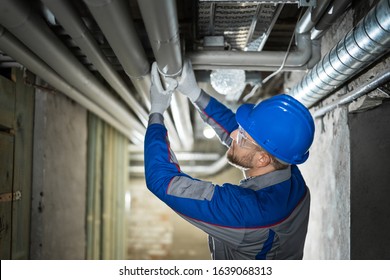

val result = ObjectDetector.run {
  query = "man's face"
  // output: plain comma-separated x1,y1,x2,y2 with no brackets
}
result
226,128,259,170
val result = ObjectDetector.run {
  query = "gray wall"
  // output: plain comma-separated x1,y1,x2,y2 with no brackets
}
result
294,0,390,259
350,101,390,259
30,87,87,259
300,106,351,259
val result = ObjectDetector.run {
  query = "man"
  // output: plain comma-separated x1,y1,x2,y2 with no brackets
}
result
144,60,315,260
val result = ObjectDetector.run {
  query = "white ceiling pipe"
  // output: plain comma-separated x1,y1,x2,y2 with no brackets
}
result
137,0,182,77
82,0,149,82
0,0,137,133
42,0,149,127
137,0,196,151
84,0,182,150
0,26,144,143
289,0,390,108
188,32,312,70
128,157,229,177
189,1,332,72
170,93,194,151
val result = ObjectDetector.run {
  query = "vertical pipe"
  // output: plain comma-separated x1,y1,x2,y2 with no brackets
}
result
137,0,182,77
84,0,182,149
137,0,196,151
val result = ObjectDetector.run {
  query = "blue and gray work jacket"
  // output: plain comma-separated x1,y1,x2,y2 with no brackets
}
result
144,91,310,260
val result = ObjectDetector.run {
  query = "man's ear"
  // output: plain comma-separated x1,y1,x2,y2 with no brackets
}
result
255,151,271,167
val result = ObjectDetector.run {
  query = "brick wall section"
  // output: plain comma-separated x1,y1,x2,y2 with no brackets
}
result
126,177,176,259
126,166,243,260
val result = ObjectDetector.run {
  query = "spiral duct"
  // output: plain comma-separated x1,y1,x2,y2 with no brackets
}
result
289,0,390,108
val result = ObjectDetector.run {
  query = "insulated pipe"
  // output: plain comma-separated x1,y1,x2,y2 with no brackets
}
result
42,0,149,127
84,0,182,149
0,26,144,143
137,0,194,151
189,33,312,70
83,0,150,105
311,0,352,40
289,0,390,108
190,0,333,71
137,0,182,77
311,0,333,23
295,7,316,34
0,0,136,132
128,156,228,177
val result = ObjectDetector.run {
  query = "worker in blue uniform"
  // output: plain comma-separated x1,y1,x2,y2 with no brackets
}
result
144,60,315,260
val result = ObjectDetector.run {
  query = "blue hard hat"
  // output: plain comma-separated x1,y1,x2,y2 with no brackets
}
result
235,94,315,164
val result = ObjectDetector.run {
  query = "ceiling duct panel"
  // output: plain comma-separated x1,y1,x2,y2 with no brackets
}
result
197,2,281,51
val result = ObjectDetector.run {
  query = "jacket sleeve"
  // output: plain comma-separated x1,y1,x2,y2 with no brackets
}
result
193,90,238,147
144,113,247,247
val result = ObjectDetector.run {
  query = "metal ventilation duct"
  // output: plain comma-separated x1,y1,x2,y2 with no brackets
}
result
289,0,390,108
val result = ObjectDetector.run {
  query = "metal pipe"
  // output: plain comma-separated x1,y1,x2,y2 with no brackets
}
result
306,39,321,69
0,26,144,143
295,7,316,34
0,0,136,132
42,0,149,127
190,0,332,71
137,0,182,77
311,0,352,40
0,62,21,68
313,69,390,118
311,0,333,23
83,0,150,103
289,0,390,108
170,93,194,151
128,156,228,177
189,33,312,70
83,0,182,149
137,0,195,151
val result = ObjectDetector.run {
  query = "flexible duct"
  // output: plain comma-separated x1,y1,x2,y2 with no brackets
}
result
0,26,144,143
289,0,390,108
42,0,149,127
0,0,139,135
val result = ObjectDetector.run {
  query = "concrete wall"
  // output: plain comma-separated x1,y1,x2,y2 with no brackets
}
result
292,0,390,259
300,106,351,259
30,88,87,259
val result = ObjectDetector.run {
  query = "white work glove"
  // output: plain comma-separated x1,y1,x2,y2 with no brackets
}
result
150,62,178,115
177,59,201,102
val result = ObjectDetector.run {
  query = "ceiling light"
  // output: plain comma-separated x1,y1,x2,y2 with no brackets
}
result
210,69,246,96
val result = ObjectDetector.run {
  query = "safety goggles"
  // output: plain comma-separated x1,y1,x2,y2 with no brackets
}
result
236,126,262,151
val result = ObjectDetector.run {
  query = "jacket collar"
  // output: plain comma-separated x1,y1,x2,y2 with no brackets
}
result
239,166,291,191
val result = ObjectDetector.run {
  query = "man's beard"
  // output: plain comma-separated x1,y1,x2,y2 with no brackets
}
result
226,144,255,170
